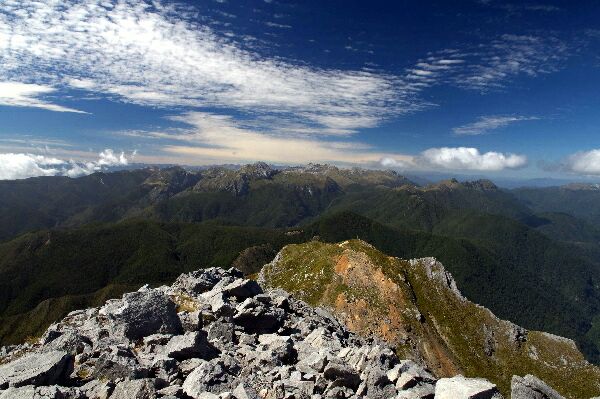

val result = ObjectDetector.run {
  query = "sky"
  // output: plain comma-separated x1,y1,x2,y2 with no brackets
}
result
1,0,600,180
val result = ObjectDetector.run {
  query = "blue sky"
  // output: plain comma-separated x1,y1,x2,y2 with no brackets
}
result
1,0,600,179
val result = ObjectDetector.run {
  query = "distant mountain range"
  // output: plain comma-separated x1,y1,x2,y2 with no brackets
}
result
2,162,600,368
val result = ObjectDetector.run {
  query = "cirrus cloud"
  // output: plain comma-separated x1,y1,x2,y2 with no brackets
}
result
0,82,86,113
453,115,539,136
0,0,410,136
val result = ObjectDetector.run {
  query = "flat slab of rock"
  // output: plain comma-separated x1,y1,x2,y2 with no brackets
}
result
435,375,503,399
0,351,71,389
111,378,157,399
511,374,565,399
222,279,262,299
165,331,219,361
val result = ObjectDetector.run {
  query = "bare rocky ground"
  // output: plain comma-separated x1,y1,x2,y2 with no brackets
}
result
0,267,572,398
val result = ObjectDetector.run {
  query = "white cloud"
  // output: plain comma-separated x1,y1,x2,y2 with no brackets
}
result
563,149,600,175
0,82,86,113
0,149,134,180
0,153,64,179
419,147,527,171
379,157,410,169
0,0,409,135
97,149,131,167
152,112,412,165
453,115,538,135
456,35,569,91
0,1,575,168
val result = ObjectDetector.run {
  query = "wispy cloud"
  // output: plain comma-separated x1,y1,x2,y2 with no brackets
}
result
265,21,291,29
453,115,539,135
456,34,569,91
478,1,561,13
0,82,86,113
403,33,570,93
0,0,409,136
0,0,576,169
144,112,412,165
0,149,134,180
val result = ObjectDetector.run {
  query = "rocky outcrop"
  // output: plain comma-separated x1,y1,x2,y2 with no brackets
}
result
435,375,503,399
511,375,565,399
0,267,588,398
260,240,600,399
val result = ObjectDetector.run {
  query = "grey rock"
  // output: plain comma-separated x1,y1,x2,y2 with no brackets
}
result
0,385,82,399
511,374,565,399
283,380,315,399
179,311,203,332
323,361,360,389
257,334,295,364
91,345,146,380
179,358,206,376
0,350,72,389
110,378,157,399
173,268,231,296
386,364,401,383
165,331,219,361
395,360,434,390
102,289,183,340
80,379,115,399
157,384,183,397
143,333,173,347
182,357,240,396
396,383,435,399
206,320,236,346
232,383,260,399
435,375,503,399
303,328,343,353
203,292,235,318
46,331,91,355
222,279,262,300
233,298,284,333
296,351,328,374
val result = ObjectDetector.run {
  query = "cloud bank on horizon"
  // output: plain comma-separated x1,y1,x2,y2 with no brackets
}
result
0,0,599,179
0,150,133,180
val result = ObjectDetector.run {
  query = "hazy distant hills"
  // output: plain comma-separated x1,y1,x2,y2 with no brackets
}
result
2,163,600,365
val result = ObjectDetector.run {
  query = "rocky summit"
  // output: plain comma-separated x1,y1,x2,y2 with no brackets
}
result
0,267,585,399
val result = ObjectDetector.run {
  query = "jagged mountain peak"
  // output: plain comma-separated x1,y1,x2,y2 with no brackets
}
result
426,178,498,192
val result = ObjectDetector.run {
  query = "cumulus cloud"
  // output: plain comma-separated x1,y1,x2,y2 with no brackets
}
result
453,115,538,135
0,153,64,180
563,149,600,175
419,147,527,171
0,82,86,113
0,149,134,180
